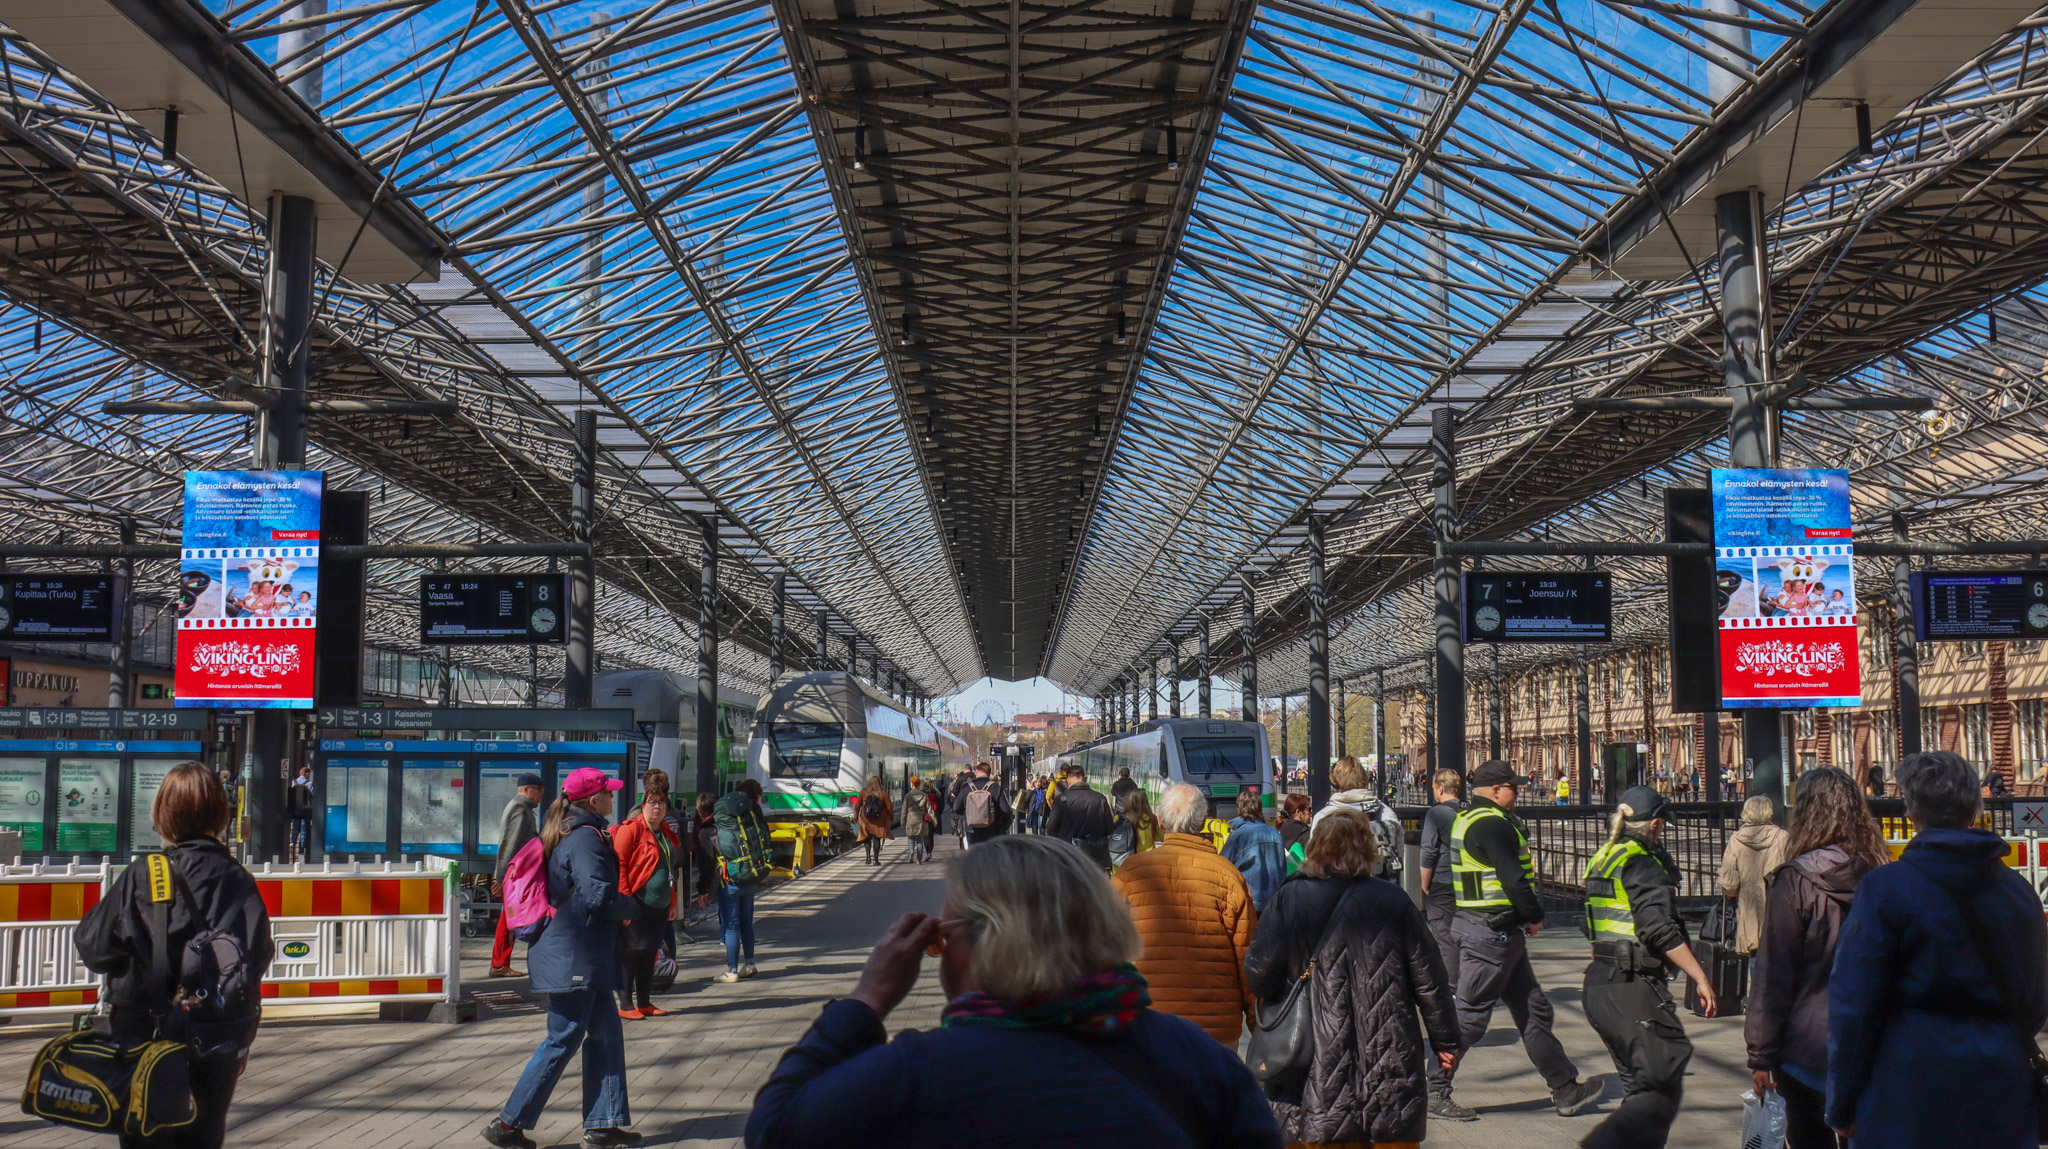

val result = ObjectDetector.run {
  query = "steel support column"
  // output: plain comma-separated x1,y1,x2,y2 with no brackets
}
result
1170,648,1182,719
1488,646,1502,760
1432,406,1465,779
1337,678,1348,759
245,195,315,864
565,409,597,709
696,514,719,796
107,517,134,708
1307,518,1331,807
1719,189,1784,816
1241,577,1258,724
1148,660,1159,721
1374,668,1386,782
1892,512,1922,759
1198,619,1212,719
1576,643,1594,802
770,574,785,682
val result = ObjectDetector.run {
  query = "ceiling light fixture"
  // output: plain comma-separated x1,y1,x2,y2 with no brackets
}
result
851,124,867,171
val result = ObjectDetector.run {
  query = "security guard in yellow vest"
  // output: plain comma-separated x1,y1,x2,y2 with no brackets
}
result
1579,786,1718,1149
1430,761,1603,1123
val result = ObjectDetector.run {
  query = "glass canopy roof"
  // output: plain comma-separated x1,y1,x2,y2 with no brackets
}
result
0,0,2042,700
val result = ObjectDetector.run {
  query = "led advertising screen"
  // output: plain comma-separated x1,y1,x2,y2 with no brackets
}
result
175,471,322,708
1711,468,1860,708
1910,570,2048,641
419,574,565,644
1462,571,1612,643
0,575,117,642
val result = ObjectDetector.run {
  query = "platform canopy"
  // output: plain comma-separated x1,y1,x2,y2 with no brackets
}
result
0,0,2045,700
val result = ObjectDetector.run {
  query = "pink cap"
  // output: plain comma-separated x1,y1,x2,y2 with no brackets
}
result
562,766,624,801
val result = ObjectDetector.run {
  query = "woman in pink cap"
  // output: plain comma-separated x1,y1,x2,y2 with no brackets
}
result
484,767,644,1149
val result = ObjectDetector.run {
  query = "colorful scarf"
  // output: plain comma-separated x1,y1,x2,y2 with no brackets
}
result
941,964,1151,1035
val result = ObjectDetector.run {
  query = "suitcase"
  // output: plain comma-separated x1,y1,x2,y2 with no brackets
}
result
1685,938,1747,1017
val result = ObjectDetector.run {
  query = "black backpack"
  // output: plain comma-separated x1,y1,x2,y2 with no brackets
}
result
861,793,885,823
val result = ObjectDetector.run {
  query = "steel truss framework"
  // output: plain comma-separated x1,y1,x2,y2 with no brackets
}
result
1074,3,2048,700
0,0,2044,705
0,13,962,693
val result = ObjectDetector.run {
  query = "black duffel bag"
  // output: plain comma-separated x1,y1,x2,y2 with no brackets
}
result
20,855,197,1137
22,1028,194,1137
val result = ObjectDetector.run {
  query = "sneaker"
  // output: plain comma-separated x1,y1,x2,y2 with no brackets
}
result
617,1007,645,1020
1427,1095,1478,1122
1552,1077,1606,1116
639,1006,668,1017
482,1120,536,1149
580,1129,642,1149
488,966,523,978
739,962,759,979
715,969,740,983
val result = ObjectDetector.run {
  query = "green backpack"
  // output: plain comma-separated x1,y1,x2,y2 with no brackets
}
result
713,792,771,885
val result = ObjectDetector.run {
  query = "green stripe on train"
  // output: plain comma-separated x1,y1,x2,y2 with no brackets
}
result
763,792,856,809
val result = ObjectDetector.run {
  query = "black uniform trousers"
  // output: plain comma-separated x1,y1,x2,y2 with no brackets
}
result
1580,960,1693,1149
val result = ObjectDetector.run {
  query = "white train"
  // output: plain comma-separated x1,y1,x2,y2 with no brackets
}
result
1052,718,1272,818
746,670,969,823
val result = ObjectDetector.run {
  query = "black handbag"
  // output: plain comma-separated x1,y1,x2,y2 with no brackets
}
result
1246,957,1316,1088
1245,883,1360,1089
1943,877,2048,1133
21,855,196,1137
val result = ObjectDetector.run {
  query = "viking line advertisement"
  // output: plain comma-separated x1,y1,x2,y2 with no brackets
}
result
1711,468,1860,708
175,470,322,708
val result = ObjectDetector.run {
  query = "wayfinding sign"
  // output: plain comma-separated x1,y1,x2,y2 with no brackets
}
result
1910,571,2048,641
1462,572,1612,643
175,470,323,708
0,575,117,642
420,575,565,644
1711,468,1860,708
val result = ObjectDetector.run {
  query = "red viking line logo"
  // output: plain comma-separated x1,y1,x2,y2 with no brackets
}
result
188,640,303,679
1733,637,1847,679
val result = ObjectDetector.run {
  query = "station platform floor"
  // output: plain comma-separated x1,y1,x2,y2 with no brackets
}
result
0,841,1753,1148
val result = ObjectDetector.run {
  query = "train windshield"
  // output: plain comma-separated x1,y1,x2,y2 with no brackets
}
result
769,722,844,778
1179,736,1258,775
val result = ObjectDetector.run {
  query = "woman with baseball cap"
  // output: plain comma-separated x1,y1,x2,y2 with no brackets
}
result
485,767,645,1149
1578,785,1719,1149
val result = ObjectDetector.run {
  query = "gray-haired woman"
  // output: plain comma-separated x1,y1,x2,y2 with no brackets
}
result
1717,794,1788,956
747,835,1281,1148
1827,751,2046,1147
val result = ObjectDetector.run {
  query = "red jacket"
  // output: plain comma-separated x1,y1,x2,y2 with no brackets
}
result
610,815,680,910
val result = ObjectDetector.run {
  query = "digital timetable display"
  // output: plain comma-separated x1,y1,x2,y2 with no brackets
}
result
420,575,566,644
0,575,117,642
1462,571,1612,643
1910,570,2048,641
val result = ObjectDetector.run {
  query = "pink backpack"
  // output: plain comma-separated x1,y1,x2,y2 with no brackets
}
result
501,837,553,942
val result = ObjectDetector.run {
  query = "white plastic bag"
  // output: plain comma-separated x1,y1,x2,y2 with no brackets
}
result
1741,1088,1789,1149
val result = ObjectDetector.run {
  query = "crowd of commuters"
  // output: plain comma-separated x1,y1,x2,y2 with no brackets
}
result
44,741,2035,1149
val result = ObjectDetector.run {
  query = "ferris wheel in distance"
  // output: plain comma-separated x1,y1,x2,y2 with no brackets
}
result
970,699,1011,727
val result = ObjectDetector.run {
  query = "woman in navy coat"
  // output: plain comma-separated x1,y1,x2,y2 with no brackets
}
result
747,835,1279,1149
1827,751,2046,1148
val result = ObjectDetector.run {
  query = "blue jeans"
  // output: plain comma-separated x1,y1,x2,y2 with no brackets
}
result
500,988,629,1131
718,882,757,970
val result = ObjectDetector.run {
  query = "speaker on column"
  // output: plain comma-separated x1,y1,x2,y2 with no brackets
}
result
318,490,367,707
1666,487,1718,713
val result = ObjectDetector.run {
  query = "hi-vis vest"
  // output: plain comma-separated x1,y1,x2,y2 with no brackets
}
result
1583,838,1652,943
1449,805,1534,912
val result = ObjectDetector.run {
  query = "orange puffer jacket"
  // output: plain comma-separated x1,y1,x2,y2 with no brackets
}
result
1112,832,1258,1044
609,815,679,911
